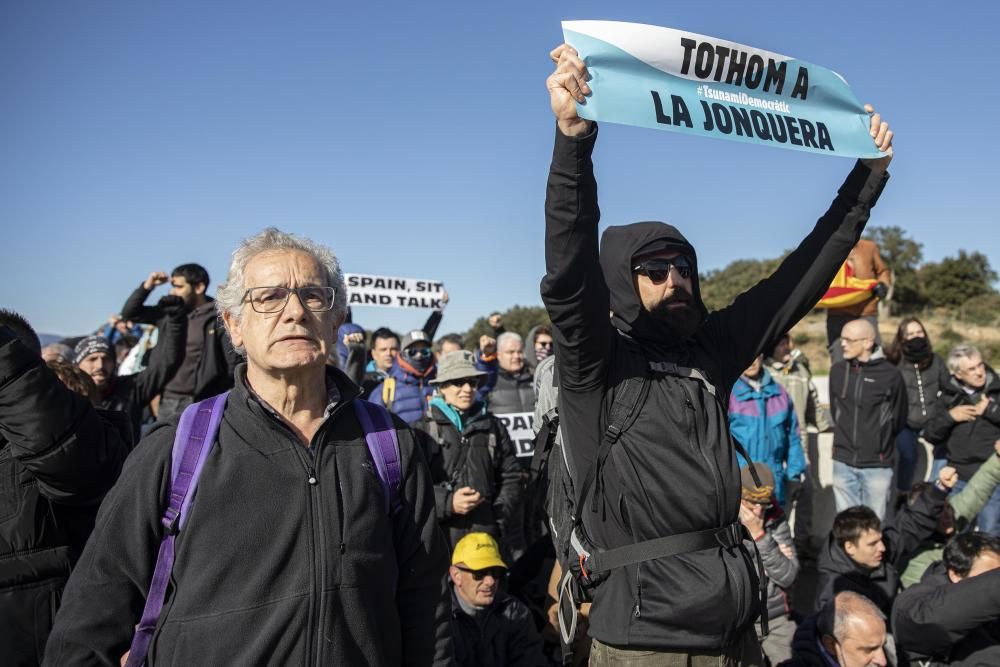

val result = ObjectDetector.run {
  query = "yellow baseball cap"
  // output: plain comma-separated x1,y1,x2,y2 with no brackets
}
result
451,532,507,570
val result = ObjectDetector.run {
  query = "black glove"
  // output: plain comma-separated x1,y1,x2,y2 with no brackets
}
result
872,283,889,300
158,295,188,319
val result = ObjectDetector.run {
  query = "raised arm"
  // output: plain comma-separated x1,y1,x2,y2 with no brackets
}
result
704,108,893,385
128,296,187,408
0,328,131,503
120,272,170,325
539,44,611,392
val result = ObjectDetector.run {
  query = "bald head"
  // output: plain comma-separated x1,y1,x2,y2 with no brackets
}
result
841,319,876,362
820,592,888,667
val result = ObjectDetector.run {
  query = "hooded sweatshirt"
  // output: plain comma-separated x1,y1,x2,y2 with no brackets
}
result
541,123,889,651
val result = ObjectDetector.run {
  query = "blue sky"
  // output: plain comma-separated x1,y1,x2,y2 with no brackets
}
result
2,1,997,337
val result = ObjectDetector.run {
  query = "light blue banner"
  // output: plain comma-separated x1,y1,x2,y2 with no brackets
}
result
563,21,884,159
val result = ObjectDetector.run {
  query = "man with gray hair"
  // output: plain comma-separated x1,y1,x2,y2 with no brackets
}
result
787,591,892,666
45,228,451,665
829,318,907,520
486,331,535,416
924,344,1000,535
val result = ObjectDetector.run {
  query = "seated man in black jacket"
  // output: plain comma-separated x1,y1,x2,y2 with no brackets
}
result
893,532,1000,666
120,264,240,420
815,465,956,618
543,43,893,663
786,591,892,667
449,532,547,667
0,310,132,666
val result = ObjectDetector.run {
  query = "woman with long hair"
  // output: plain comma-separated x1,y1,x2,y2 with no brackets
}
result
887,317,950,488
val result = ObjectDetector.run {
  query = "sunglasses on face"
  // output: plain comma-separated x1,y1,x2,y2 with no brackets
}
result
632,256,693,283
536,341,553,349
455,566,506,581
442,377,482,390
404,347,433,359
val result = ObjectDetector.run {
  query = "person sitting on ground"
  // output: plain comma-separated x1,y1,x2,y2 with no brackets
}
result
892,532,1000,666
784,591,892,667
815,465,957,618
739,463,800,666
899,439,1000,588
448,532,547,667
414,351,521,550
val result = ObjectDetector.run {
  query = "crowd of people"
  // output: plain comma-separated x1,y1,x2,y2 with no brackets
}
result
1,43,997,667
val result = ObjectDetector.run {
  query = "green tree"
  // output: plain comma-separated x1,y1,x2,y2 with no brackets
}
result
700,255,785,312
863,226,926,312
464,305,550,349
918,250,998,308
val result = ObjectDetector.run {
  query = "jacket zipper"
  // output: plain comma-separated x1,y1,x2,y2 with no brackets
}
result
851,364,863,466
285,400,352,667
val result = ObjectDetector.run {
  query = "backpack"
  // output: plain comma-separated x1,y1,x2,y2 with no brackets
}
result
537,356,769,656
124,392,403,667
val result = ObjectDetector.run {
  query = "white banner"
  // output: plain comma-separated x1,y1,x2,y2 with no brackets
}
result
496,412,536,458
345,273,445,309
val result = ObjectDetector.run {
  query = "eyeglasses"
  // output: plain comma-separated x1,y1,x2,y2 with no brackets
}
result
442,377,483,389
632,256,693,283
535,341,554,349
404,347,433,359
454,566,506,581
243,286,335,314
840,337,871,344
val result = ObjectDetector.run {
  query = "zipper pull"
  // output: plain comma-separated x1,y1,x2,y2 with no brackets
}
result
307,469,318,486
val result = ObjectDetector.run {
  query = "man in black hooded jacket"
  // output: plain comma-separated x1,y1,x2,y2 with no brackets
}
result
542,44,894,662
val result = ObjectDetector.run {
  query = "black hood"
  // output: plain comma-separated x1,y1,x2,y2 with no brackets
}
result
598,221,708,345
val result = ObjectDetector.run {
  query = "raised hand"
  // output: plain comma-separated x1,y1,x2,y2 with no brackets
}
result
547,44,593,137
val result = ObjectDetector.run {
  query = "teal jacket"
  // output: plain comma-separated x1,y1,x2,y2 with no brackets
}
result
728,370,806,504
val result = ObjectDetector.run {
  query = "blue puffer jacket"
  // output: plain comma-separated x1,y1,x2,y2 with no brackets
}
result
370,359,435,425
728,370,805,504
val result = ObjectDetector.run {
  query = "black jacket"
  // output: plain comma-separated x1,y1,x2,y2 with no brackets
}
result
0,328,132,666
892,559,1000,666
450,589,547,667
923,369,1000,480
815,483,945,617
486,368,536,416
121,284,239,400
897,354,949,432
415,404,522,548
43,366,451,666
829,352,908,468
541,123,889,650
98,305,187,441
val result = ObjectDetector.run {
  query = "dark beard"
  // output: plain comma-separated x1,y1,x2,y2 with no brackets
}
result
648,290,701,340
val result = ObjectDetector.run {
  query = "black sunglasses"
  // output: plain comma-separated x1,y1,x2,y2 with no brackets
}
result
632,256,693,283
404,347,433,359
441,377,483,389
454,566,506,581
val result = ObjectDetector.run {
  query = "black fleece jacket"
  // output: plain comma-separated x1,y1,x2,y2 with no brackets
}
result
829,353,908,468
541,123,888,651
0,328,131,666
43,366,452,666
923,369,1000,480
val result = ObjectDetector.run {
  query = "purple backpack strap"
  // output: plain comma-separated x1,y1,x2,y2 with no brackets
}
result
352,399,403,515
125,391,229,667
